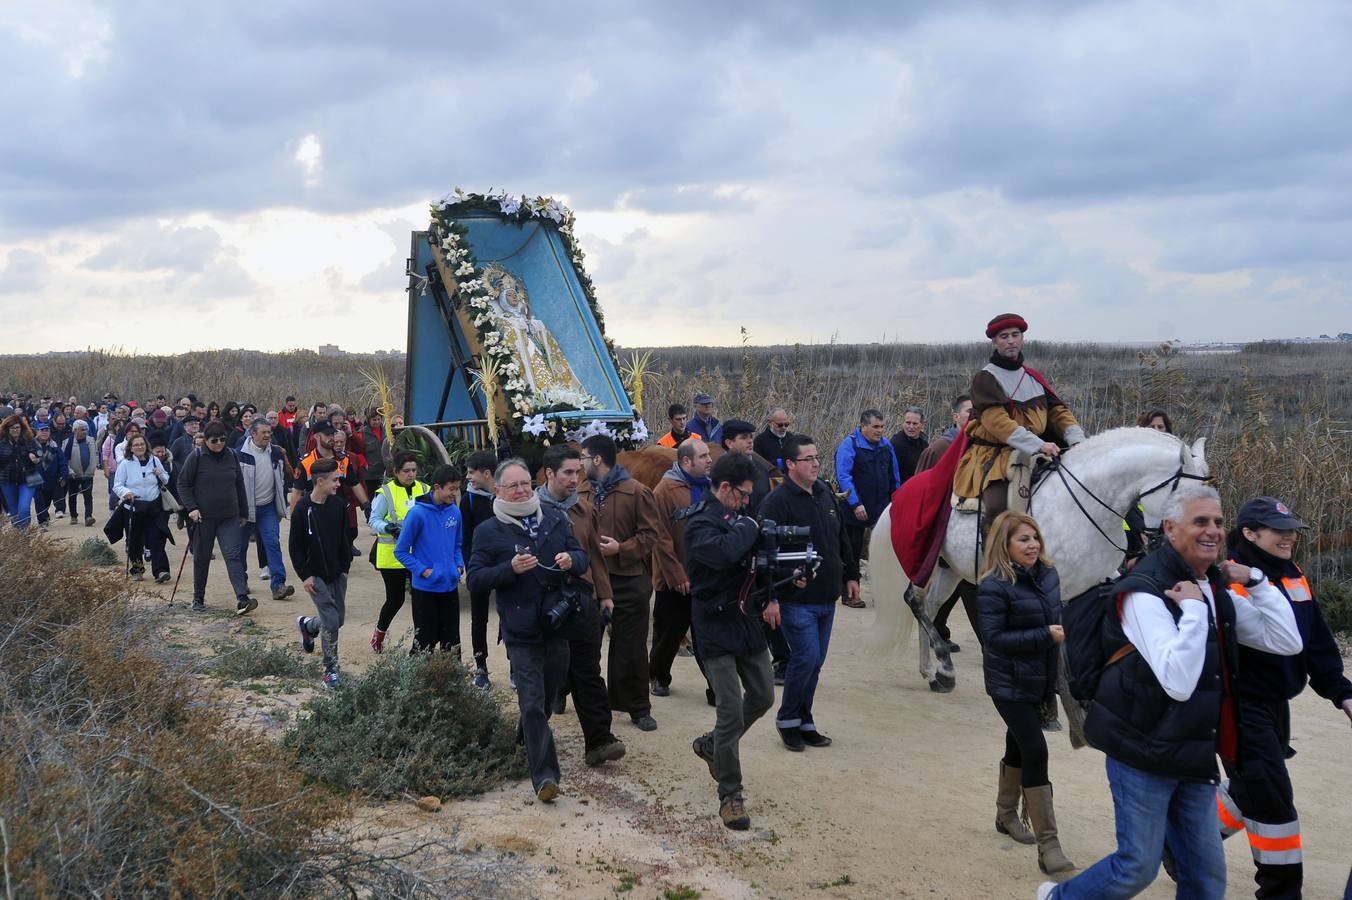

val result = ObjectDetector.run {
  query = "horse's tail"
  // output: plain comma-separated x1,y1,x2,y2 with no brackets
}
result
864,505,917,655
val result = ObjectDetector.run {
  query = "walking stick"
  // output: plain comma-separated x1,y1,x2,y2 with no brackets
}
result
168,541,190,607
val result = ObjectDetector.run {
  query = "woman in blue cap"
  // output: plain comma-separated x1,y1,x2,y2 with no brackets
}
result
1219,496,1352,900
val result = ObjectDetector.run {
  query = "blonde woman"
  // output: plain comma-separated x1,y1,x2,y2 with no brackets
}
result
977,511,1074,875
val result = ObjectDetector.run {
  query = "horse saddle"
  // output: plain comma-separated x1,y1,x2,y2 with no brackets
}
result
950,449,1052,515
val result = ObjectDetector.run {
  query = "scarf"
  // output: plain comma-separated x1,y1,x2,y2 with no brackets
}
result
590,463,631,508
536,483,579,513
493,494,542,533
661,459,710,505
989,350,1025,371
1231,538,1300,585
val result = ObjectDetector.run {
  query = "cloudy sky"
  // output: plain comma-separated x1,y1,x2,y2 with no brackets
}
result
3,1,1349,354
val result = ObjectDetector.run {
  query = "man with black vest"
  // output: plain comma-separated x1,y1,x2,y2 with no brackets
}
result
1045,484,1302,900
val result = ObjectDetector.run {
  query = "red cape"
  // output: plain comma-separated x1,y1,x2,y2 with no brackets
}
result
889,431,968,588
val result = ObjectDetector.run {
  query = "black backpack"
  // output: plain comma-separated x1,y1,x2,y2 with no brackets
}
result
1061,579,1139,704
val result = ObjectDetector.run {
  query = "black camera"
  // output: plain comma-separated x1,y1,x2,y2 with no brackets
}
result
735,519,822,616
544,585,582,632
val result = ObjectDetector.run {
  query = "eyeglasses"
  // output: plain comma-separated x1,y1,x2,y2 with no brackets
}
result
500,481,533,492
205,436,226,444
730,485,752,499
791,455,820,464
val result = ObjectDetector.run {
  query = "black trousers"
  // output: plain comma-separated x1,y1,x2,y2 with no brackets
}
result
67,476,94,520
607,572,652,718
934,579,982,646
845,525,867,567
506,638,568,792
410,588,460,653
561,599,617,751
126,500,170,577
649,587,709,689
1221,698,1302,900
376,567,409,632
992,698,1049,788
470,586,492,670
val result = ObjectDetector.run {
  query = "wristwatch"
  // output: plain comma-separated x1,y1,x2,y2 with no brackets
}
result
1244,571,1265,588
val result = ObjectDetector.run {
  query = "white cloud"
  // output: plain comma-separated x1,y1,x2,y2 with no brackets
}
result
295,134,323,186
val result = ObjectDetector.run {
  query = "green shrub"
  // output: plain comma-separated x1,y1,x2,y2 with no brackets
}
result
1319,579,1352,635
202,635,321,681
285,652,526,798
73,537,120,566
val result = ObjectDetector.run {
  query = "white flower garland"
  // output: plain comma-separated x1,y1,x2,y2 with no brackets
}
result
427,189,647,449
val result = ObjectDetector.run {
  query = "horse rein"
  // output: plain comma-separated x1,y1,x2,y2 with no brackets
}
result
1031,452,1211,553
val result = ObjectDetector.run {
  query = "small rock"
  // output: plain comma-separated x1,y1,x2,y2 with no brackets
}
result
416,795,442,812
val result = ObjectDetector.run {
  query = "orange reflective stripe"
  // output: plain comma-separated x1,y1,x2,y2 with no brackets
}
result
1248,832,1301,852
1216,794,1245,833
1281,576,1311,602
1229,581,1249,598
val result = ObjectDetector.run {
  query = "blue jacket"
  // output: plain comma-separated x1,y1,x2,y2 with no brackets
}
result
394,494,465,592
467,506,588,645
35,439,69,490
689,413,722,445
834,428,901,525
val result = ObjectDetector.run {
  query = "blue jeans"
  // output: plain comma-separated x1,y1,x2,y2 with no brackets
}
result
241,503,287,591
1,483,36,528
1053,756,1226,899
775,602,835,732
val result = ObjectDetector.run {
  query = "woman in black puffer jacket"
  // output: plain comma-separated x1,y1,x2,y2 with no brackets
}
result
977,511,1073,876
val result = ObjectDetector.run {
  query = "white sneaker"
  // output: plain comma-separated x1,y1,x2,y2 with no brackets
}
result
1037,883,1057,900
259,566,270,580
55,511,65,518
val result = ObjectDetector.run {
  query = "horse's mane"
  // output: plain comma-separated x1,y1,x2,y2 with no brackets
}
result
1067,425,1183,456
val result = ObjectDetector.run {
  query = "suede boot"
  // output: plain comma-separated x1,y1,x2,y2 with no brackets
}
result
995,762,1035,844
1024,784,1075,874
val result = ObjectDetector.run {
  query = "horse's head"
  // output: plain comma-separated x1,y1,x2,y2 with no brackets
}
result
1138,433,1210,529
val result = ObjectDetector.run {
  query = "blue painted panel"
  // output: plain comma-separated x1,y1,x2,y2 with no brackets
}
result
405,216,633,425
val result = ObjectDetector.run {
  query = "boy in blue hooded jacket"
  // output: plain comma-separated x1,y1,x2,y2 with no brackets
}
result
394,464,466,654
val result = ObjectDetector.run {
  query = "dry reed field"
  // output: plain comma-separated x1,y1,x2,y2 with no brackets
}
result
3,340,1349,602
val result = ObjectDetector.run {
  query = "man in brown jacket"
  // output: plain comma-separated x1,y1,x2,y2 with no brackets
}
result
649,438,713,699
537,444,626,767
579,434,661,731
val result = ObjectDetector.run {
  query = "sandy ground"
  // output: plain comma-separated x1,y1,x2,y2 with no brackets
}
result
57,485,1352,899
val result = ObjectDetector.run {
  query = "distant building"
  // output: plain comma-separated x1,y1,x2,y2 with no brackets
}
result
318,344,343,357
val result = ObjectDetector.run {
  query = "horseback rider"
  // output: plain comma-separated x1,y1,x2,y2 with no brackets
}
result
954,313,1086,533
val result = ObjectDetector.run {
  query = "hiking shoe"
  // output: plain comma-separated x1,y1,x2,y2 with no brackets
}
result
692,736,717,779
536,779,559,803
272,584,295,601
800,729,833,748
235,595,258,617
650,678,671,697
370,627,387,653
191,600,206,612
85,517,95,526
155,572,171,584
472,668,491,690
945,640,962,653
584,739,627,768
631,714,657,732
297,616,315,653
322,670,339,690
720,795,750,830
70,516,79,525
259,566,270,580
778,727,806,752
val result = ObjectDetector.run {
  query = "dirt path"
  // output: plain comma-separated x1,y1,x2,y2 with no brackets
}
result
61,489,1352,898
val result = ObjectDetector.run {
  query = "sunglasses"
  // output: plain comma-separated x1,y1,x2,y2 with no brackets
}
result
206,436,226,444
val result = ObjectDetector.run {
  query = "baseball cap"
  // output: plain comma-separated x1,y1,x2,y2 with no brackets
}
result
1236,496,1308,531
692,392,714,405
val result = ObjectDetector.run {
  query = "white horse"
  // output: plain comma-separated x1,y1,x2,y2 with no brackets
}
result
866,427,1209,715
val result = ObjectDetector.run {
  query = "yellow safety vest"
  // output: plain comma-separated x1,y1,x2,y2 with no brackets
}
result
375,479,429,569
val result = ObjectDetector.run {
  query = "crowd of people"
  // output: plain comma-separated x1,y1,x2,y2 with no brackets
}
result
2,311,1350,899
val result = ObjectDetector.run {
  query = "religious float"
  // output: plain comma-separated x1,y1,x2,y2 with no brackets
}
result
399,190,648,468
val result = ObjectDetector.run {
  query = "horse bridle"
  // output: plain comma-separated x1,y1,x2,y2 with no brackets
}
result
1031,454,1212,553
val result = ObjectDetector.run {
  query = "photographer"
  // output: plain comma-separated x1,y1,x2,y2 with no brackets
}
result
758,434,860,752
685,453,776,831
468,458,588,803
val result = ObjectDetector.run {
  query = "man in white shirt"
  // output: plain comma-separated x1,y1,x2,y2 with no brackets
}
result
1045,484,1301,900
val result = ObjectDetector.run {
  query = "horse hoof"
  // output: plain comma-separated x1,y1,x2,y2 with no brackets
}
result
929,676,955,693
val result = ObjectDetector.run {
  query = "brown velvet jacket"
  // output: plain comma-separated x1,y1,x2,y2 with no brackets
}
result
565,494,613,601
576,472,659,579
651,476,693,591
